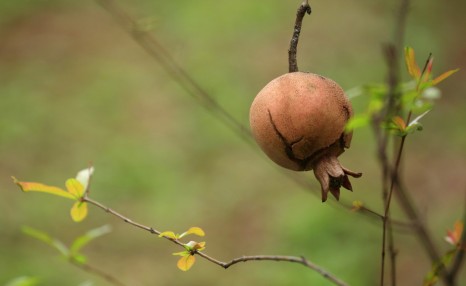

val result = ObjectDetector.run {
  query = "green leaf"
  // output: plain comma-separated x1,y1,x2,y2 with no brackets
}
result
70,225,112,255
400,90,419,110
431,68,459,86
405,123,423,134
345,83,387,100
5,276,40,286
72,254,87,265
66,178,85,199
173,250,190,256
12,177,75,200
179,227,205,238
424,249,457,286
345,86,364,99
177,255,195,271
22,225,53,245
159,231,178,239
70,201,88,222
22,226,69,257
345,114,370,132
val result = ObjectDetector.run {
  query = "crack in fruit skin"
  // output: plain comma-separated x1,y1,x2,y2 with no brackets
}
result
267,109,344,172
267,109,309,170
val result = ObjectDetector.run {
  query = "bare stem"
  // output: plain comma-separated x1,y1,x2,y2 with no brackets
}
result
70,259,126,286
96,0,252,144
380,134,406,286
288,0,311,72
83,197,184,248
83,196,348,286
446,192,466,285
377,2,409,285
197,252,349,286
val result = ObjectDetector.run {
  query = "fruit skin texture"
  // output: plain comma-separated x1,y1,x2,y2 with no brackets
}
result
249,72,361,202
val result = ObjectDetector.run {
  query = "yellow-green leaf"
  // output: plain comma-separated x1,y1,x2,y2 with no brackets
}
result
22,226,69,256
66,178,85,199
71,201,88,222
12,177,75,200
351,200,364,211
180,227,205,238
431,68,459,86
404,47,421,79
177,255,195,271
159,231,178,239
173,251,190,256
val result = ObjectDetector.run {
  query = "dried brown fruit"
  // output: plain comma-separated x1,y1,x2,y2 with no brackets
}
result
250,72,361,202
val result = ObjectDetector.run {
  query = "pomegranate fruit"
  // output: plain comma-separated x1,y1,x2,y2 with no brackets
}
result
250,72,361,202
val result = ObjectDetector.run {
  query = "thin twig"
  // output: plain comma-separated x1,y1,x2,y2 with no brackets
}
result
96,0,252,144
70,259,126,286
83,196,349,286
394,178,441,259
380,133,406,286
197,252,349,286
83,197,185,247
288,0,311,72
447,192,466,285
372,1,409,283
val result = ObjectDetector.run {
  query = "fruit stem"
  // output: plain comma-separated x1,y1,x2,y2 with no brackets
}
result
288,1,312,73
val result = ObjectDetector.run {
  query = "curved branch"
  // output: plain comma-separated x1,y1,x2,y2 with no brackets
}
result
446,192,466,285
96,0,252,144
288,0,312,72
83,196,349,286
197,252,349,286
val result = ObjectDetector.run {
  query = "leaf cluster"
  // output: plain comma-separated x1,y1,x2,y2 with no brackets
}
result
160,227,206,271
346,46,458,137
12,167,94,222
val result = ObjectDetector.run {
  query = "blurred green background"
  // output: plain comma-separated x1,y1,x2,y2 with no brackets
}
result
1,0,465,285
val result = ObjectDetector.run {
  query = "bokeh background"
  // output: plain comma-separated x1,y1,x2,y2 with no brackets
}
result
1,0,465,285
